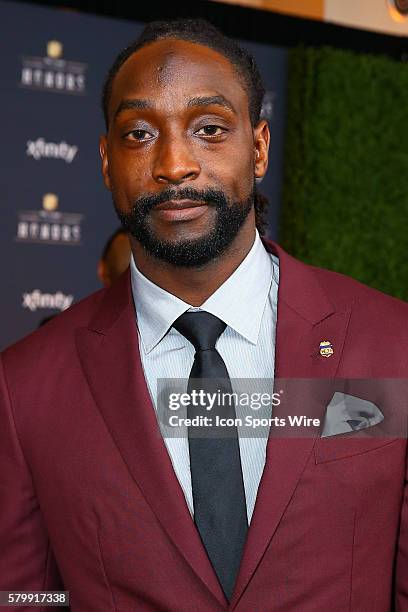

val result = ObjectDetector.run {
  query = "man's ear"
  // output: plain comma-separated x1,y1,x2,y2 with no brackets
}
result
99,134,111,191
253,120,270,179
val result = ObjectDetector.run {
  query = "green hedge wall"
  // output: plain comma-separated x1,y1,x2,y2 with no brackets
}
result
280,46,408,301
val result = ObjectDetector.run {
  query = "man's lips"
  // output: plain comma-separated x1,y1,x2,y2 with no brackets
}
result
152,199,210,222
154,199,207,211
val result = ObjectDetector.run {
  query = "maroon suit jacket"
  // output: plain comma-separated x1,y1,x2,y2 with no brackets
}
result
1,239,408,611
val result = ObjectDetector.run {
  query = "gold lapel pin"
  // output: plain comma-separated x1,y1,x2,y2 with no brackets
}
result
319,340,334,358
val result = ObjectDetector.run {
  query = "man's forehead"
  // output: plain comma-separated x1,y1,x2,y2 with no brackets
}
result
110,38,245,107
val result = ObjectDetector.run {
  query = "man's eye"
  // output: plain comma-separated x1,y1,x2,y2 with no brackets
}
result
195,125,225,137
126,129,153,141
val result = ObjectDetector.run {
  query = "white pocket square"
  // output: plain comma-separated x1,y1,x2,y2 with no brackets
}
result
321,392,384,438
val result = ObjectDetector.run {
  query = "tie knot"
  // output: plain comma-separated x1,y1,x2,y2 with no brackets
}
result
172,311,227,351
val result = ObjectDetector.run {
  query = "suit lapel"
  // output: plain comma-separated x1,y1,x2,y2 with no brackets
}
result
230,240,352,609
75,271,227,608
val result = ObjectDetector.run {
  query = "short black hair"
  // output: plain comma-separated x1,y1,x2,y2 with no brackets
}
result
101,18,265,131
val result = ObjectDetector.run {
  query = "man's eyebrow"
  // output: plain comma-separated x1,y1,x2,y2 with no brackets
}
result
113,94,237,120
186,95,236,114
114,98,153,120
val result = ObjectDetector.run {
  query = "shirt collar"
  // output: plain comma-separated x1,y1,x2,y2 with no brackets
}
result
131,229,274,354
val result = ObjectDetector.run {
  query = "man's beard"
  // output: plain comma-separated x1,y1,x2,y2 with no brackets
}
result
113,183,255,267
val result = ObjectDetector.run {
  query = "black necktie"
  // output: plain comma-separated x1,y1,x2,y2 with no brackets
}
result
172,311,248,601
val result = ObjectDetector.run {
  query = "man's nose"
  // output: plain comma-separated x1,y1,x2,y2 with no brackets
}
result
152,135,200,185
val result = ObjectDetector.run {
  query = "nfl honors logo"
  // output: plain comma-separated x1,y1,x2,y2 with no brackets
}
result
16,193,83,245
319,340,334,358
20,40,87,94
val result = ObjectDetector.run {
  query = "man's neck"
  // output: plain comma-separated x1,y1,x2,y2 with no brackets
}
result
130,223,256,306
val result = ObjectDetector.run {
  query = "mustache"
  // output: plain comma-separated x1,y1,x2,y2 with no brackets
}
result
130,186,229,215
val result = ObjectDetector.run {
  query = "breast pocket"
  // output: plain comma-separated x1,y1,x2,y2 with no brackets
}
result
314,434,401,464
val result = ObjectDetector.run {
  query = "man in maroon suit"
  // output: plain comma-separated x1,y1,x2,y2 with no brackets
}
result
1,18,408,611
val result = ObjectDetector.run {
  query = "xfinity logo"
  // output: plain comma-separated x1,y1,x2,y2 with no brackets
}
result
27,138,78,163
22,290,74,312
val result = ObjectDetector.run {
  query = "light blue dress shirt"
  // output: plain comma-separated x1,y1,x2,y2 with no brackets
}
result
130,229,280,524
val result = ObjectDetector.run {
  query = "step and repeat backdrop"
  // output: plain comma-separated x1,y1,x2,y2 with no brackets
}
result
0,0,288,349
